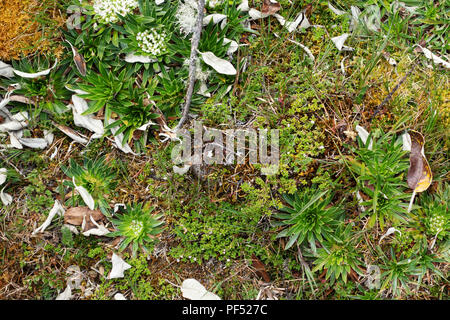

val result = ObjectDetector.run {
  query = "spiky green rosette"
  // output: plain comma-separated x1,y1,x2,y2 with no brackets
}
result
109,203,165,257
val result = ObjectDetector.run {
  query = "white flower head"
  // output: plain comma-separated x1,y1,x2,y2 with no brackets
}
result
176,0,199,36
93,0,139,24
136,29,168,56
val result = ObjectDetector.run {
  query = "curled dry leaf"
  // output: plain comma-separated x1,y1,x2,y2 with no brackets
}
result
73,177,95,210
108,253,132,279
32,200,65,234
379,227,401,244
199,51,237,75
82,215,109,236
415,45,450,69
71,95,104,136
18,137,48,149
0,61,14,78
64,206,104,226
124,53,157,64
55,285,72,300
65,40,87,76
114,293,127,300
328,2,346,15
53,122,89,144
407,131,432,192
0,168,7,185
181,279,221,300
406,131,432,212
261,0,281,15
251,254,271,282
355,125,373,150
331,33,354,51
13,59,58,79
0,187,12,206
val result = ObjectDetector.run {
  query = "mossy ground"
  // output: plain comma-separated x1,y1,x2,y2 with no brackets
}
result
0,0,449,300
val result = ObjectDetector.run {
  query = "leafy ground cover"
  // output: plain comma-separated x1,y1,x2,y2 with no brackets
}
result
0,0,448,300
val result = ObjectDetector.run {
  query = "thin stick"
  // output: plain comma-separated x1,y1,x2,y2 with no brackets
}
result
175,0,205,131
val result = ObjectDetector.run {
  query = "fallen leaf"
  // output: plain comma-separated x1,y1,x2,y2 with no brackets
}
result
73,177,95,210
0,168,7,185
0,187,12,206
181,279,221,300
199,51,237,75
53,122,89,144
64,207,104,226
328,2,346,15
379,227,401,243
13,59,58,79
416,45,450,69
0,61,14,78
55,285,72,300
124,53,157,64
355,125,373,150
32,200,65,234
114,293,127,300
251,254,271,282
261,0,281,15
331,33,354,51
71,95,104,136
18,137,47,149
108,253,132,279
65,40,86,76
406,131,433,212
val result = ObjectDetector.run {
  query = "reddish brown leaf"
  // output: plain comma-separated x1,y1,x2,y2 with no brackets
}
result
64,207,104,226
261,0,281,15
251,254,271,282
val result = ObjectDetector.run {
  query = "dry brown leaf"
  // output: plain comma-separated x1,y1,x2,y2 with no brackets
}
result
407,131,432,193
64,207,104,226
251,254,271,282
261,0,281,15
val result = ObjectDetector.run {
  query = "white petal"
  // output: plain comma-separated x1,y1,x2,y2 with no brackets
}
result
277,13,310,32
200,51,237,75
73,177,95,210
0,61,14,78
55,285,72,300
155,0,164,4
181,279,221,300
197,81,211,97
13,59,58,79
32,200,65,234
108,253,132,279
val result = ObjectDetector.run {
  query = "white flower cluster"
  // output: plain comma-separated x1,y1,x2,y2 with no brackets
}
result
93,0,138,24
129,219,144,237
427,213,446,234
136,29,168,56
175,0,199,36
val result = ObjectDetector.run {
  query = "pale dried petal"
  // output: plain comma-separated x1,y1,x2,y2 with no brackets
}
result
13,59,58,79
32,200,65,234
181,279,221,300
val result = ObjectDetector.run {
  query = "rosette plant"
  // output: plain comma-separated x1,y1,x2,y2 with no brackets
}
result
62,156,117,210
109,203,165,257
273,188,344,252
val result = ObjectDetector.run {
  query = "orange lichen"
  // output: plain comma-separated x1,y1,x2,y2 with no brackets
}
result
0,0,65,60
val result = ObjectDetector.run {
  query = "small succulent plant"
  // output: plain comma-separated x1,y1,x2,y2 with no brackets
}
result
109,203,165,257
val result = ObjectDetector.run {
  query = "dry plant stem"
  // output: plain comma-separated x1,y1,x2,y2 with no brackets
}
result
175,0,205,131
370,60,418,121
